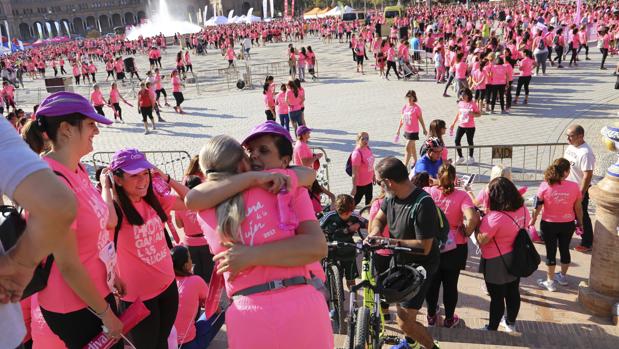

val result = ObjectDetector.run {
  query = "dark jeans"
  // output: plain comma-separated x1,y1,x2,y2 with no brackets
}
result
121,282,179,349
580,191,593,248
41,294,123,349
353,183,373,206
455,127,475,157
188,244,215,284
490,84,505,111
426,267,462,319
553,46,564,65
173,92,184,107
179,312,225,349
279,113,290,131
486,278,520,330
505,81,512,109
386,61,400,78
541,220,575,265
600,48,609,68
515,76,531,97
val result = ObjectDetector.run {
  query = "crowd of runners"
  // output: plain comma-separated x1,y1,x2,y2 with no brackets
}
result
0,1,614,349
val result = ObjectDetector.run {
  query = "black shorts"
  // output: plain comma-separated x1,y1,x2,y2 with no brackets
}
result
399,266,435,309
403,132,419,140
339,259,359,281
356,55,365,64
475,89,486,100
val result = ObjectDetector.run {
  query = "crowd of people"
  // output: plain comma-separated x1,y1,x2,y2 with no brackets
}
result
0,1,612,349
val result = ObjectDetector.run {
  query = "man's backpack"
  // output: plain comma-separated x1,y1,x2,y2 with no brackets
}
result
410,190,454,252
494,211,541,277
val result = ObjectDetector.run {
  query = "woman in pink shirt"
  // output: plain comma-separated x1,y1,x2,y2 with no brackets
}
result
108,82,132,123
396,90,427,168
293,125,322,168
476,177,530,332
72,63,81,85
450,88,481,165
514,49,536,105
170,246,214,349
470,59,488,111
489,57,508,114
425,164,479,328
568,28,580,66
598,27,610,69
184,50,193,73
105,59,115,81
454,52,469,97
190,134,332,349
225,47,236,67
351,131,375,205
288,46,297,79
275,84,290,131
30,92,123,347
262,76,276,121
90,84,106,117
385,41,401,80
530,158,583,292
306,46,317,80
171,70,185,114
285,80,304,135
297,47,307,81
109,148,189,349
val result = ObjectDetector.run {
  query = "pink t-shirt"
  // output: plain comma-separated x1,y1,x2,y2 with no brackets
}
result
490,64,507,85
263,86,275,109
369,199,391,256
518,57,533,77
225,48,235,60
351,146,375,186
457,101,479,128
536,180,581,223
471,68,487,90
293,140,313,167
401,103,422,133
175,275,208,344
91,90,105,106
503,63,514,82
114,195,177,302
109,89,120,104
275,92,288,114
286,90,303,112
39,158,111,313
176,209,208,247
172,76,182,93
455,61,468,79
428,187,474,245
479,206,530,259
197,170,317,298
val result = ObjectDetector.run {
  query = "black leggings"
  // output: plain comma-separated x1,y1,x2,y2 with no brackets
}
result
112,103,122,120
578,44,589,56
156,88,167,100
188,244,215,284
490,84,505,111
541,220,575,266
505,81,512,109
485,278,520,330
600,48,609,69
515,76,531,97
569,46,578,64
107,70,115,78
553,46,564,65
173,92,184,107
455,127,475,157
94,105,105,116
385,61,400,78
41,294,123,349
426,267,461,319
353,183,373,206
485,84,494,105
121,282,179,349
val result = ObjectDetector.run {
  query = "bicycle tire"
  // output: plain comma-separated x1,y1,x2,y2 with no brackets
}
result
327,264,346,334
345,312,355,349
354,307,370,349
371,312,382,349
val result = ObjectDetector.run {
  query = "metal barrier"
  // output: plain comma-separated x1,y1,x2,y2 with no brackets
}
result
446,143,568,183
311,146,331,196
411,49,432,77
191,63,253,94
248,60,292,84
90,150,192,181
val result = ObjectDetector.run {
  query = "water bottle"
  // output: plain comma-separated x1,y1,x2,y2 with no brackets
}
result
449,128,454,137
393,134,400,143
277,188,298,230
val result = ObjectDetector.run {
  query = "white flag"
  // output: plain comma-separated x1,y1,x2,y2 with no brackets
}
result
204,5,208,23
4,20,11,49
262,0,268,19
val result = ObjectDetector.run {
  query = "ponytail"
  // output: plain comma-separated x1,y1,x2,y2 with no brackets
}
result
438,163,456,195
21,119,47,154
544,158,570,185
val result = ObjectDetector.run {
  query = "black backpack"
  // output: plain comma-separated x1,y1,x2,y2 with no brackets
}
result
410,190,450,249
494,211,541,277
345,148,368,177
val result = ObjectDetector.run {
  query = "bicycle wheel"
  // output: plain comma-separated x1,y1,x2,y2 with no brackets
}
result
344,310,356,349
354,307,370,349
327,264,346,334
371,313,383,349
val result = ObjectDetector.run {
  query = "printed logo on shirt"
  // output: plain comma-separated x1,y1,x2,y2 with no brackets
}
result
240,200,276,246
132,216,168,265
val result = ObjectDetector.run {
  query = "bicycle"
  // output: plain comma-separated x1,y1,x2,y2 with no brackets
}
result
323,240,347,335
337,239,419,349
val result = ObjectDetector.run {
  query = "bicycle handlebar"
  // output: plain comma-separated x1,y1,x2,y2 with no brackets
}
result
326,240,413,253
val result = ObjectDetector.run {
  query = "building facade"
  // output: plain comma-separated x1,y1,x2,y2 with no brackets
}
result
0,0,208,41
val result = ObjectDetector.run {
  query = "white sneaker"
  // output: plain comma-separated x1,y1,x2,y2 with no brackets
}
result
455,157,465,165
500,316,516,333
538,279,557,292
467,156,476,165
554,272,568,286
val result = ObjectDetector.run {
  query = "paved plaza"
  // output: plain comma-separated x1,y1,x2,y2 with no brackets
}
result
15,36,619,348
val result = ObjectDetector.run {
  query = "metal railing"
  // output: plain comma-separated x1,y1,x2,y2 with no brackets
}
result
89,150,192,181
311,146,331,193
446,142,568,183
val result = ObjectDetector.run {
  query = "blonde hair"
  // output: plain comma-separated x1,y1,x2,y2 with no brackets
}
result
490,164,513,182
356,131,368,147
198,135,245,242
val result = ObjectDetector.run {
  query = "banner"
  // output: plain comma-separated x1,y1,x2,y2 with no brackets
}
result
247,8,253,23
262,0,268,19
204,5,208,23
284,0,288,18
4,20,11,49
575,0,582,24
270,0,274,19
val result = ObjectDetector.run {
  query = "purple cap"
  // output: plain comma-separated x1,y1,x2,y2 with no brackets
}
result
296,125,312,137
109,148,155,174
36,91,113,125
241,121,293,146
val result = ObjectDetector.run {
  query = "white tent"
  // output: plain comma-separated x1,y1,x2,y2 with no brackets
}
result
324,6,343,17
205,16,229,26
248,15,262,23
343,6,355,14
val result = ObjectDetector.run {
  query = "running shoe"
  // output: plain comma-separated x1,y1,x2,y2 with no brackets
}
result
538,279,557,292
554,272,569,286
443,314,460,328
467,156,476,165
391,339,412,349
455,157,465,165
574,245,592,253
427,313,438,327
480,324,492,331
500,316,516,333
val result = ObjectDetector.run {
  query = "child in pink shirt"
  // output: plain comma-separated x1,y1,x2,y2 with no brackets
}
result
396,90,427,167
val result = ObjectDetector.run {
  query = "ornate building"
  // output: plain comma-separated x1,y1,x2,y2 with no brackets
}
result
0,0,212,41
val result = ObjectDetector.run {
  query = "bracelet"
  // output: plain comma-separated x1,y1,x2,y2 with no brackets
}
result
166,174,171,183
92,303,110,318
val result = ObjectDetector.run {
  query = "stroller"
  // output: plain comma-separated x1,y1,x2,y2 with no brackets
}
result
398,59,420,80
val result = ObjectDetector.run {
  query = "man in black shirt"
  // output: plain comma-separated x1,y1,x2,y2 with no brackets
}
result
369,157,440,349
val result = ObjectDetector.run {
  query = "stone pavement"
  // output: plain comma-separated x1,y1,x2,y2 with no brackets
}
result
15,35,619,348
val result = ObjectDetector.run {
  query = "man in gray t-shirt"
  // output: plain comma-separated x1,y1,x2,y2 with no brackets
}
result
0,118,76,348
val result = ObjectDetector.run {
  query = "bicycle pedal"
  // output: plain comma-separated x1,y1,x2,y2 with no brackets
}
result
383,335,400,345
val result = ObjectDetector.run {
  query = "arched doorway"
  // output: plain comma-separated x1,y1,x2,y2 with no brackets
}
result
19,23,31,40
137,11,146,22
48,21,59,37
124,12,135,26
99,15,111,33
32,22,44,39
60,19,70,36
85,16,96,32
73,17,85,35
112,14,122,27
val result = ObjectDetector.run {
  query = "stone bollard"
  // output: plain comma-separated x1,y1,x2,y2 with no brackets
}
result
578,123,619,324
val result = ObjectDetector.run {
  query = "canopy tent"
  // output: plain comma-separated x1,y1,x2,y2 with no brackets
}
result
303,7,321,19
343,6,355,14
205,16,229,26
316,7,332,18
322,6,342,18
